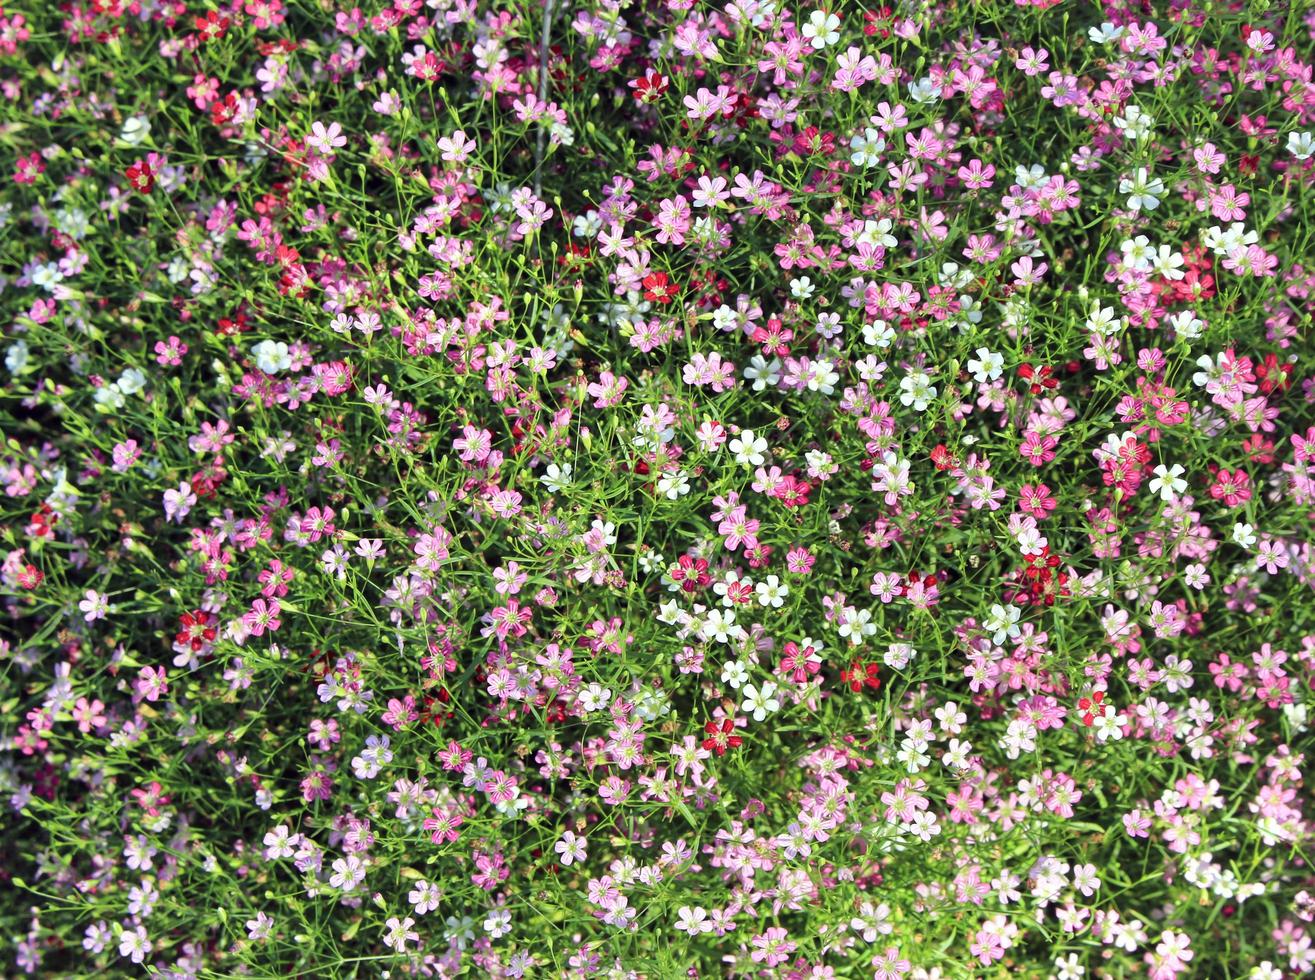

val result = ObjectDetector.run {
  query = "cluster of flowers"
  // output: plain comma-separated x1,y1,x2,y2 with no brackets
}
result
1,0,1313,977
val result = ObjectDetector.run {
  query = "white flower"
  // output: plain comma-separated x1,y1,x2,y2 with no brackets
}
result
119,115,152,146
1112,104,1155,142
935,701,967,735
94,383,126,411
743,355,781,391
1119,168,1165,212
483,908,512,938
942,738,973,770
1166,310,1204,341
675,906,713,935
1093,704,1128,742
983,603,1022,645
1232,523,1257,548
1000,718,1037,759
836,606,876,645
857,219,897,249
1153,245,1185,280
1054,952,1085,980
117,368,148,396
729,429,768,467
898,370,937,411
572,210,602,238
803,358,839,394
755,575,789,608
383,916,419,952
1120,235,1154,270
701,608,745,644
907,76,941,103
656,470,690,500
966,347,1003,383
251,339,292,374
1287,131,1315,160
720,660,750,689
1088,22,1124,44
1086,303,1123,336
849,127,885,168
1015,164,1048,191
740,681,780,721
801,9,840,49
6,340,30,374
118,925,152,964
578,683,612,713
849,901,892,942
540,461,573,492
1148,463,1187,501
789,276,815,299
862,320,895,347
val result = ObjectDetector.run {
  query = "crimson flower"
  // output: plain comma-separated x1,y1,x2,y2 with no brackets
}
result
930,444,959,471
628,69,669,104
702,718,743,756
125,160,154,193
1077,690,1106,726
1017,363,1058,395
194,10,230,41
642,271,679,304
841,661,881,693
176,610,217,652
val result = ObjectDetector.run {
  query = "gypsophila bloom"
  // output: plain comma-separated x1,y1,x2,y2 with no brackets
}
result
3,5,1314,978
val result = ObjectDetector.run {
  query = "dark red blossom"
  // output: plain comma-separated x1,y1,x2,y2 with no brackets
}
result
701,718,742,756
642,272,679,304
840,661,881,693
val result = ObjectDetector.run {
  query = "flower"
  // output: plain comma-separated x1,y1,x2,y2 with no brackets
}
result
540,462,573,492
1119,167,1166,211
899,370,937,411
701,718,743,755
1287,131,1315,160
984,603,1022,645
729,429,768,467
554,830,587,866
755,575,789,607
720,660,749,689
251,339,292,374
849,127,885,167
1149,463,1187,500
801,10,841,49
740,681,780,721
79,589,111,622
675,906,714,935
967,347,1003,382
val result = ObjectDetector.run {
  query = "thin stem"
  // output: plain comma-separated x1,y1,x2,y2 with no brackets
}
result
534,0,555,197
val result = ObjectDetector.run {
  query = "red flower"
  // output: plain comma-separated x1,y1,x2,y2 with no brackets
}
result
176,610,217,652
642,271,679,304
628,69,669,104
930,444,958,471
668,554,712,593
125,160,154,193
194,9,230,41
840,661,881,693
1077,690,1106,726
702,718,743,756
1017,363,1058,395
210,92,239,126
